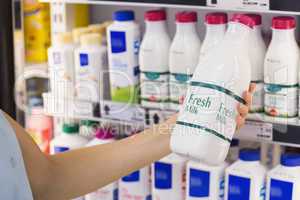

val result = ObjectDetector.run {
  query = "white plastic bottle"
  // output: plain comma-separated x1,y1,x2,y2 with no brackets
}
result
73,27,90,46
74,33,106,104
225,149,267,200
152,154,187,200
264,16,299,118
266,153,300,200
186,160,228,200
107,10,141,104
199,12,228,60
119,167,151,200
169,11,201,111
247,14,267,113
139,10,171,109
85,129,118,200
170,14,253,165
48,32,76,98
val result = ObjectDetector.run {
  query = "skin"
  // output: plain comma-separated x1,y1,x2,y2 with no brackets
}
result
2,84,255,200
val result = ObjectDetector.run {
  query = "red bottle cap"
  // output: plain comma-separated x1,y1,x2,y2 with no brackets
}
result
176,11,198,23
272,16,296,29
205,12,228,25
145,10,166,21
230,14,255,28
246,14,262,26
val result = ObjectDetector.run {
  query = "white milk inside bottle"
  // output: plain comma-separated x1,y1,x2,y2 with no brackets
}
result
186,160,228,200
264,16,299,118
119,167,151,200
225,149,267,200
107,10,141,104
266,153,300,200
199,12,227,60
152,154,187,200
48,32,75,99
169,11,201,111
247,14,267,113
85,129,118,200
170,14,253,165
139,10,171,109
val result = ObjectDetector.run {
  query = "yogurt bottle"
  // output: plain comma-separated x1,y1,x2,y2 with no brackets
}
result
264,16,299,118
199,12,227,60
186,160,228,200
48,32,76,99
139,10,171,110
266,153,300,200
170,14,253,165
247,14,267,113
119,167,151,200
85,129,118,200
169,11,201,111
152,154,187,200
107,10,141,104
225,149,267,200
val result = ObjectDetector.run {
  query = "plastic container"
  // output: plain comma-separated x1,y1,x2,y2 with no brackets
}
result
264,16,299,118
169,11,201,111
72,27,90,45
199,12,228,60
170,14,253,165
107,10,141,104
266,153,300,200
186,160,228,200
152,154,187,200
225,149,267,200
139,10,171,109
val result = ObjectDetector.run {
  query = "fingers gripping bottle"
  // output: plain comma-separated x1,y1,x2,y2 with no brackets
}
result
170,14,253,166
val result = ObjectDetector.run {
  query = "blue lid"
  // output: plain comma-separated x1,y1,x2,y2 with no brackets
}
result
114,10,135,21
281,153,300,167
230,139,240,147
239,149,260,161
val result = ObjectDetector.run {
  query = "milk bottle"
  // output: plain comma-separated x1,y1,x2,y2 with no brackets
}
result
169,11,201,111
170,14,253,165
139,10,171,109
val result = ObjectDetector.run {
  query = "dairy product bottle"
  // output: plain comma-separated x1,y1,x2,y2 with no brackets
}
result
266,153,300,200
169,11,201,111
139,10,171,110
170,14,253,165
74,33,107,104
119,167,151,200
73,27,90,46
48,32,76,99
152,154,187,200
264,16,299,118
199,12,227,60
247,14,267,113
107,10,141,104
225,149,267,200
85,129,118,200
186,160,228,200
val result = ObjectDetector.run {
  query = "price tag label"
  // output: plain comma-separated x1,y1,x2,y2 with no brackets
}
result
237,120,273,142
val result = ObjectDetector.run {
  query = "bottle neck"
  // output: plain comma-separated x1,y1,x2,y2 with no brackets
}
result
145,21,168,34
224,22,251,47
175,22,198,36
204,24,226,40
271,28,296,43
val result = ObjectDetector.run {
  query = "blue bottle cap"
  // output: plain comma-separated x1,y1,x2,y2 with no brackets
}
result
114,10,135,21
239,149,260,161
281,153,300,167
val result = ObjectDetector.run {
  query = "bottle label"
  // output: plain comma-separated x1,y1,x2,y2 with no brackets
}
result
154,162,172,189
260,182,266,200
219,176,225,200
228,175,250,200
169,73,193,111
188,168,210,197
264,83,298,118
269,179,293,200
140,71,169,108
54,146,70,153
122,170,140,182
251,81,264,113
175,81,243,144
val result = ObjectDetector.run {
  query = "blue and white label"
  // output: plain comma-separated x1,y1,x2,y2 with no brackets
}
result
54,146,70,153
228,175,250,200
219,177,225,200
110,31,126,53
154,162,172,189
189,168,210,197
80,53,89,67
122,170,140,182
269,179,293,200
53,51,62,65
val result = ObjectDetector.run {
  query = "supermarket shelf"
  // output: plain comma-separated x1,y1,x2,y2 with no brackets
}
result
40,0,300,15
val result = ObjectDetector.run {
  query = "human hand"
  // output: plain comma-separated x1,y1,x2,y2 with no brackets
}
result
236,83,256,131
